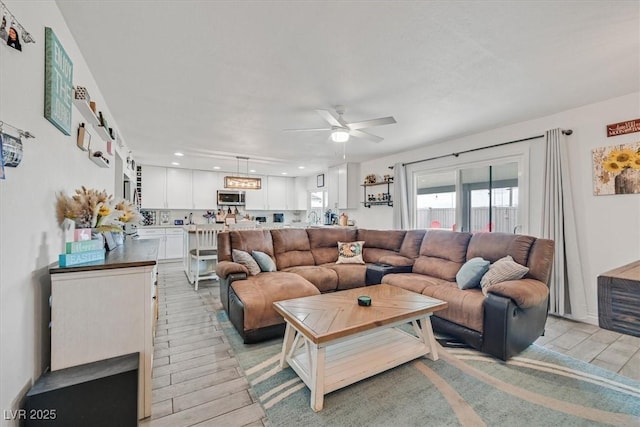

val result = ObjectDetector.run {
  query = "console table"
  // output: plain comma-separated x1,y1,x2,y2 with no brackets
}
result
597,260,640,337
48,239,158,419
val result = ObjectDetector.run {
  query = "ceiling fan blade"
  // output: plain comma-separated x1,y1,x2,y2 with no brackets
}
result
349,129,383,143
283,127,331,132
315,109,342,127
347,116,396,130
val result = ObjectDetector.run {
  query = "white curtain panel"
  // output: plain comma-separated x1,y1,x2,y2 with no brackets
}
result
392,162,410,229
541,129,587,318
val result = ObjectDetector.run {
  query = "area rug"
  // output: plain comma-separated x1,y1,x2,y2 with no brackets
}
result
218,314,640,426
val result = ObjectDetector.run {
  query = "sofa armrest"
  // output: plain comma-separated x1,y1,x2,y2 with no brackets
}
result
216,260,249,278
486,278,549,309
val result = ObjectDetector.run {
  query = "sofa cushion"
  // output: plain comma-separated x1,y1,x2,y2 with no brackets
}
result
420,282,485,333
412,230,472,281
357,229,405,262
282,265,338,292
230,230,275,258
271,229,315,270
252,250,277,272
216,260,249,277
337,241,365,264
466,232,535,266
399,229,426,259
456,257,490,290
325,263,367,290
377,254,414,267
232,249,261,276
230,272,320,330
308,228,357,264
381,272,449,294
486,278,549,308
480,255,529,295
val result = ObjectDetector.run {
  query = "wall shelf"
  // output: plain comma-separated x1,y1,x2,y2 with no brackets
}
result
72,97,100,127
89,150,110,168
362,177,393,207
93,124,112,142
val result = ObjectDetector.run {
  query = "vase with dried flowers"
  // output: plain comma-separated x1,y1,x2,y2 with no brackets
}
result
56,187,142,239
602,148,640,194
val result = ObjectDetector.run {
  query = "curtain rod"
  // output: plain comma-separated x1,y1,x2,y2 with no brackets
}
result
401,129,572,167
0,120,36,139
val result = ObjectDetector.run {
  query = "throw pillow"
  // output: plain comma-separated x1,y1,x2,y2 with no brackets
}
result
232,249,261,276
480,255,529,295
456,257,490,290
252,250,277,272
336,241,365,264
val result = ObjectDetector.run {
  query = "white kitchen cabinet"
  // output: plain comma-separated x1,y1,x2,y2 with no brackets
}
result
165,228,184,259
267,176,287,210
294,177,308,210
328,163,360,210
192,170,219,209
166,168,193,209
244,175,268,210
137,227,183,260
141,165,167,209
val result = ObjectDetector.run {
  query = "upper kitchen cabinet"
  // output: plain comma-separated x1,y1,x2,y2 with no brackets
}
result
294,177,308,210
244,175,268,210
328,163,360,210
141,166,167,209
192,170,218,209
141,166,192,209
267,176,296,210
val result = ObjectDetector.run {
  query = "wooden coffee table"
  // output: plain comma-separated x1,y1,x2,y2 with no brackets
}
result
273,284,447,411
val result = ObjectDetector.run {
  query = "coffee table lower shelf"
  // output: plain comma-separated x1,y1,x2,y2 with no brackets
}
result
280,318,437,411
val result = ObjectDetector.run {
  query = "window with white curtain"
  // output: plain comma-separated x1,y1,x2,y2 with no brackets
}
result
413,158,525,233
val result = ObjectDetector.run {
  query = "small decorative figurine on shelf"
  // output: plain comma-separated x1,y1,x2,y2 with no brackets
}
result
365,174,377,184
383,174,392,182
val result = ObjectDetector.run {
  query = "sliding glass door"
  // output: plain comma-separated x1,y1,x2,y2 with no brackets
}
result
415,160,521,233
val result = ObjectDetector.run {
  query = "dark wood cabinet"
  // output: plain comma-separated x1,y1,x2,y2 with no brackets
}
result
598,260,640,337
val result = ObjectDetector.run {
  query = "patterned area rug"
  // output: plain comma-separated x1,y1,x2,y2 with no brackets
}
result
219,314,640,426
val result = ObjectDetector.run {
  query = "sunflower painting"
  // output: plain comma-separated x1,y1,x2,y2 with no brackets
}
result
592,142,640,195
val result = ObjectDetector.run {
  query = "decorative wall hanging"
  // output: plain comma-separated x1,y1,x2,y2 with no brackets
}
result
607,118,640,137
1,132,23,167
76,123,91,151
0,0,35,51
592,141,640,195
44,27,73,135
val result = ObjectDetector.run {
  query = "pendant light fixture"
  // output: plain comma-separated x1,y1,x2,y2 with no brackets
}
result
224,156,262,190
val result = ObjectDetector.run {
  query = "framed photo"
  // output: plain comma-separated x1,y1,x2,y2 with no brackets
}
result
104,232,117,251
317,173,325,188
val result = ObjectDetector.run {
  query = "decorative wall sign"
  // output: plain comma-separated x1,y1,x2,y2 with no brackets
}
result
607,118,640,137
1,131,23,167
44,27,73,135
592,141,640,195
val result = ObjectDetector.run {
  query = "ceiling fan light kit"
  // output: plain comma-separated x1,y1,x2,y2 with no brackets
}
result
331,128,350,143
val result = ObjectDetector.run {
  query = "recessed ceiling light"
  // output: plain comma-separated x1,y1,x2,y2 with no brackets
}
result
298,166,305,169
281,172,288,175
213,166,221,170
174,152,184,157
171,162,180,166
249,169,256,173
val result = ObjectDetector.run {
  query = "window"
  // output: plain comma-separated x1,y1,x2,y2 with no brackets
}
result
307,190,327,225
415,160,522,233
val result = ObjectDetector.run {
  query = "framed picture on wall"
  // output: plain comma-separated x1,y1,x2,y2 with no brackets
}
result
317,174,324,187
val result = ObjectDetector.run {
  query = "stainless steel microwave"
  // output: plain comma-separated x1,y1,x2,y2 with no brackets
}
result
217,190,245,205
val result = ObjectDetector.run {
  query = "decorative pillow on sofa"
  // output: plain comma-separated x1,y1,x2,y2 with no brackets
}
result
336,241,365,264
252,250,277,272
232,249,261,276
456,257,490,290
480,255,529,295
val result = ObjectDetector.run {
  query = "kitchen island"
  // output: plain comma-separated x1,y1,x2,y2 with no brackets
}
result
48,239,159,419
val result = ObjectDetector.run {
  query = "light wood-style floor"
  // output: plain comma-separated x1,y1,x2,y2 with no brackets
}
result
143,261,640,426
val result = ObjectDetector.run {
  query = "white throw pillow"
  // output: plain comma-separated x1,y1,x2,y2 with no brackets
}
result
336,241,365,264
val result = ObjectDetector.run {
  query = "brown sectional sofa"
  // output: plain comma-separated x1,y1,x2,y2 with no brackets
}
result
216,227,554,360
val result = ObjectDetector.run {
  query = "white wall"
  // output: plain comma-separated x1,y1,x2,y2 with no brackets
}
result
355,92,640,325
0,1,125,423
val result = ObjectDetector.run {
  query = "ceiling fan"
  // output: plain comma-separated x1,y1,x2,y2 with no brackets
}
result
284,105,396,143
